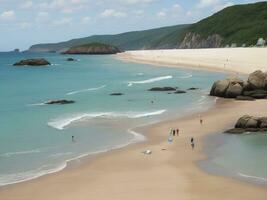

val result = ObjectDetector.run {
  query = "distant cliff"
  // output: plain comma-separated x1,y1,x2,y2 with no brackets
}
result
63,43,121,54
28,2,267,52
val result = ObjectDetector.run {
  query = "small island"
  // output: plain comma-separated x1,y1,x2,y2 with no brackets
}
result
13,58,51,66
63,43,121,55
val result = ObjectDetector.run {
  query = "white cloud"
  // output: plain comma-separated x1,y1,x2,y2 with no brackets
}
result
81,16,91,24
0,10,16,21
117,0,155,5
214,2,234,11
52,17,72,26
101,9,127,18
198,0,219,8
172,4,182,15
157,11,166,19
20,22,32,29
21,1,33,9
35,11,50,23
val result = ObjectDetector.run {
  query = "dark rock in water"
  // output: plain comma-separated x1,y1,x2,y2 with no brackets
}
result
174,90,187,94
188,87,199,90
45,100,75,105
235,96,255,101
110,93,124,96
225,115,267,134
243,90,267,99
224,128,246,134
148,87,176,91
13,58,51,66
67,58,77,61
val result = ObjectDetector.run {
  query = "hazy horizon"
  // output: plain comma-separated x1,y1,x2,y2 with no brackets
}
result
0,0,262,51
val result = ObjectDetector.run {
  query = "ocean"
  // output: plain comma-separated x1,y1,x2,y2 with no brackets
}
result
0,52,225,186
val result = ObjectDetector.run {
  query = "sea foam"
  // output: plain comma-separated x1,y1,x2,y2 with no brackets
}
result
128,75,172,86
48,110,166,130
67,85,106,95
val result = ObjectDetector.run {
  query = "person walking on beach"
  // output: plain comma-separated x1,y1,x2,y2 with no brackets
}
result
199,114,203,125
172,129,176,136
190,137,195,150
176,129,179,136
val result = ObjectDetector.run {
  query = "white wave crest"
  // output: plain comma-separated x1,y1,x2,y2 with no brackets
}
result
128,129,146,143
0,163,66,186
238,172,267,182
128,75,172,86
179,74,193,79
48,110,166,130
1,149,41,158
67,85,106,95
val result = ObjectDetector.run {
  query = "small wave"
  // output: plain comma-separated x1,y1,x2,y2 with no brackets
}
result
0,163,66,186
67,85,106,95
0,129,146,186
28,102,46,106
238,172,267,182
1,149,41,158
128,75,172,86
128,129,146,143
48,110,166,130
179,74,193,79
49,152,73,158
51,64,60,66
137,73,144,76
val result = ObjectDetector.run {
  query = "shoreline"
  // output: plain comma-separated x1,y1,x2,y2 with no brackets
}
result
1,98,267,199
117,48,267,75
1,49,267,199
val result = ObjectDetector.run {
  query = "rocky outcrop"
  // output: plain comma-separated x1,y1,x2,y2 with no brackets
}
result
188,87,199,90
63,43,121,55
179,32,222,49
174,90,187,94
66,58,77,61
13,59,51,66
45,100,75,105
210,70,267,100
225,115,267,134
148,87,177,91
110,93,124,96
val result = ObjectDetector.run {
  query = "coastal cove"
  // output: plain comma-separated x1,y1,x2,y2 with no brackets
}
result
0,52,224,187
0,49,267,199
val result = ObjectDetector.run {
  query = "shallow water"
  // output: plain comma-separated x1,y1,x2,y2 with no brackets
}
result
199,132,267,186
0,52,226,186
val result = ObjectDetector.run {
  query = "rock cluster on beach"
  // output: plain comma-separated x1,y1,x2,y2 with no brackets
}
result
13,59,51,66
45,100,75,105
210,70,267,100
225,115,267,134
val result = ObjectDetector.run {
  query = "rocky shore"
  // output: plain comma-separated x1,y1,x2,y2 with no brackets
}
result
225,115,267,134
210,70,267,100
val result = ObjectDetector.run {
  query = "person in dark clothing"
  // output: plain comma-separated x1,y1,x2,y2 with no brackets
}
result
172,129,175,136
176,129,179,136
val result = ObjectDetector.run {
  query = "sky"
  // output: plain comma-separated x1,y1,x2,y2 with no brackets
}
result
0,0,263,51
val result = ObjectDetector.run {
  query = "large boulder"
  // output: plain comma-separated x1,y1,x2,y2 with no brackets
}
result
235,115,252,128
210,80,230,97
247,70,267,90
13,59,51,66
225,83,243,98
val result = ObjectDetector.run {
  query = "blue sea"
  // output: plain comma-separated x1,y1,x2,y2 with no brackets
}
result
0,52,226,186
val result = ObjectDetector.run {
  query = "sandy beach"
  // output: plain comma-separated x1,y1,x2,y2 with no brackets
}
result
1,48,267,199
117,48,267,74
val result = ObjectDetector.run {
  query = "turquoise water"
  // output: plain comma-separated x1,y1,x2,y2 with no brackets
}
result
200,132,267,186
0,52,225,186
